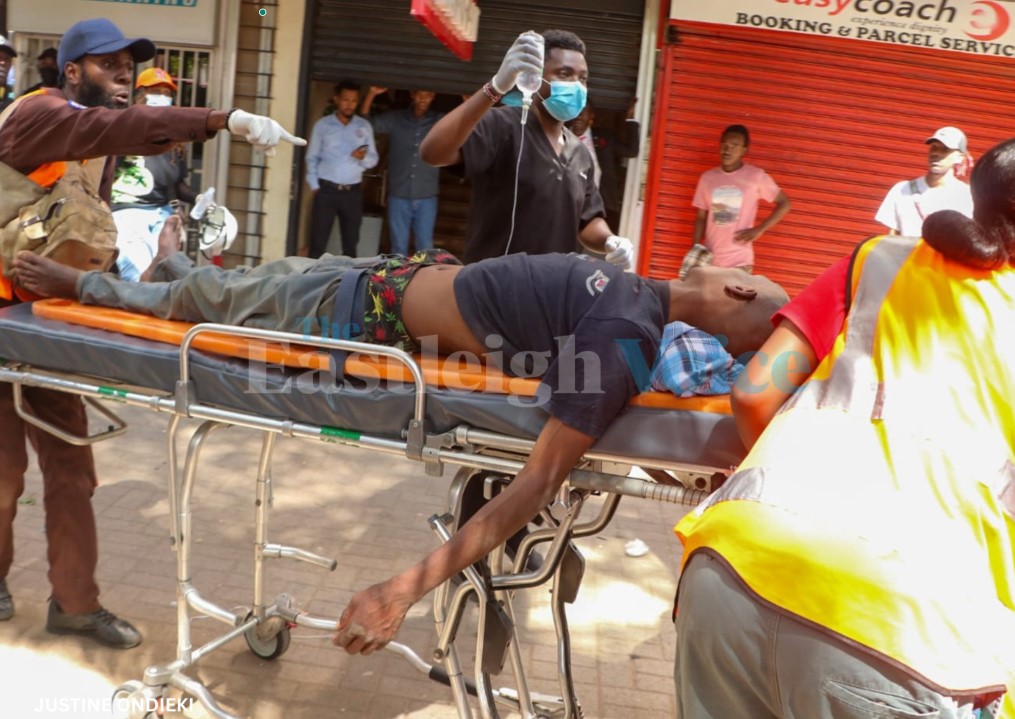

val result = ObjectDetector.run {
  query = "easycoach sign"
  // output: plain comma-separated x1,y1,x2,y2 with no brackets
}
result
670,0,1015,57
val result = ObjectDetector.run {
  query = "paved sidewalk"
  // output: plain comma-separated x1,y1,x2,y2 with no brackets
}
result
2,404,691,718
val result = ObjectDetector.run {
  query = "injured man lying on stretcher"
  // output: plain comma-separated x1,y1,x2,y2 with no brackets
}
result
12,220,788,656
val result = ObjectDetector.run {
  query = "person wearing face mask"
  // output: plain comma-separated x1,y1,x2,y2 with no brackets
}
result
110,67,200,281
419,29,634,270
23,48,60,94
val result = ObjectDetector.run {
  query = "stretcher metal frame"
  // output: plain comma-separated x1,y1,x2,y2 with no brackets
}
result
0,320,729,719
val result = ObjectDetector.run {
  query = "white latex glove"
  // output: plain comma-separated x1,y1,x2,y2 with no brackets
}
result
227,109,307,157
604,235,634,270
491,31,544,95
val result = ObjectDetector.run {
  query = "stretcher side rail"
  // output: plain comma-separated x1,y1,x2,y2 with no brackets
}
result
0,360,712,507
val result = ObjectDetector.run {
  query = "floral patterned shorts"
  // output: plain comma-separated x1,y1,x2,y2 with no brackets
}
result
362,249,461,350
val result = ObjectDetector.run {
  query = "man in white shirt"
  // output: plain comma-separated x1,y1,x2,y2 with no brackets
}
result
875,126,973,237
306,80,379,258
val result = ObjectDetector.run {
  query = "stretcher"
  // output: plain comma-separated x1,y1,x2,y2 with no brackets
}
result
0,298,745,719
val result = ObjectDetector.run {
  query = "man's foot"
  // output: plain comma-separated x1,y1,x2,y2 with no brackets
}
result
10,252,82,298
140,214,184,282
0,579,12,621
46,601,142,649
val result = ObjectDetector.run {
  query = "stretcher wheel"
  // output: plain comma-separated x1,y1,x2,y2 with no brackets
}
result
244,615,292,660
111,680,159,719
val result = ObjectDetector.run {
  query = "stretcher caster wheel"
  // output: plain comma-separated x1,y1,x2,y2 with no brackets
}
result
244,614,291,660
111,680,160,719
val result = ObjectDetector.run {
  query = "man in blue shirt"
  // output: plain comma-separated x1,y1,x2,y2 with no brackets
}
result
306,80,379,258
361,87,445,256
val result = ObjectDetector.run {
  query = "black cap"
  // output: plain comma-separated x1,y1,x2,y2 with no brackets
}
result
0,35,17,58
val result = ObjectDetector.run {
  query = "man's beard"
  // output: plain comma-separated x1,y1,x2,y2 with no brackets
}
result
76,68,123,110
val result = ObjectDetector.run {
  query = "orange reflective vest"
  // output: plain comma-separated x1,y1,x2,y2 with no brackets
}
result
678,235,1015,700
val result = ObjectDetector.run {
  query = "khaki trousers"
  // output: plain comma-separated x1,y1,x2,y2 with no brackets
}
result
674,552,979,719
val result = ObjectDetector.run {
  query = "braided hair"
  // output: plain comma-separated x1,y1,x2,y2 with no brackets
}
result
922,138,1015,269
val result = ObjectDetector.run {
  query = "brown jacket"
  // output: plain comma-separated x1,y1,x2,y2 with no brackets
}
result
0,88,216,202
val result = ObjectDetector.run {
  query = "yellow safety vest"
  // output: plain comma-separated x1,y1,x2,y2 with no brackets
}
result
678,235,1015,700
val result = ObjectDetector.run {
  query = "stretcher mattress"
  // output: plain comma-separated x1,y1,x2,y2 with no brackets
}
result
0,302,746,468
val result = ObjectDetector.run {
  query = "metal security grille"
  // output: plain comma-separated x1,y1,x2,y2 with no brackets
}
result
145,47,213,193
224,0,278,266
640,22,1015,296
309,0,642,111
12,33,60,93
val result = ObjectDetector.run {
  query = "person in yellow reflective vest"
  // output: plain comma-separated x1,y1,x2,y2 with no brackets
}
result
674,137,1015,719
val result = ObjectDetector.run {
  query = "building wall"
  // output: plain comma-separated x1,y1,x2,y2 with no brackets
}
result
261,0,305,261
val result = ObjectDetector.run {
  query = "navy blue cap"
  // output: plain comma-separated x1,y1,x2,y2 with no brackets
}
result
57,19,155,69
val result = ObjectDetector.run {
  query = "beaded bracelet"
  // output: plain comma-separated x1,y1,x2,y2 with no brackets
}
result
481,81,502,105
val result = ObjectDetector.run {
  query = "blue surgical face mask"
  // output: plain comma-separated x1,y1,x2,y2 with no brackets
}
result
501,89,524,107
541,80,587,122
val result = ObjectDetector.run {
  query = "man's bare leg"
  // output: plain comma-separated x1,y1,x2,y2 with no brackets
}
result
140,214,184,283
11,252,82,298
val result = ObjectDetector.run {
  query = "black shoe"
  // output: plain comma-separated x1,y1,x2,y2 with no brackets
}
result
46,601,142,649
0,579,12,621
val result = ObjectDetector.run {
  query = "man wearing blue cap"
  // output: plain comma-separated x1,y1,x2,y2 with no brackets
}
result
0,18,305,649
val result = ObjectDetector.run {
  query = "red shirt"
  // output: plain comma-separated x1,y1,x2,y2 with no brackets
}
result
771,256,850,363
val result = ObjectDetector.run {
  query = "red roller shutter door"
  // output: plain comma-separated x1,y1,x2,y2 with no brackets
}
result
639,21,1015,296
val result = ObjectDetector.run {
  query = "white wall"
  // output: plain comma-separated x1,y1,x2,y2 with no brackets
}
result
261,0,306,261
9,0,219,47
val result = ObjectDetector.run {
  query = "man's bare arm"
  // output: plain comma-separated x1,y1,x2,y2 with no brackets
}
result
692,208,708,245
734,191,791,244
333,417,595,654
418,91,494,167
360,86,387,117
419,31,542,167
731,318,814,449
578,216,613,253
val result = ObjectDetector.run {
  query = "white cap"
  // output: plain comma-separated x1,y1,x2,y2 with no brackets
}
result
0,35,17,58
925,126,967,153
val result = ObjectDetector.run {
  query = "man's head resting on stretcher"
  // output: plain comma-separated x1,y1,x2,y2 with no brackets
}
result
671,265,787,358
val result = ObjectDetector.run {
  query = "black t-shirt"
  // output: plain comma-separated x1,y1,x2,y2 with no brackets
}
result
454,253,670,438
110,149,189,210
460,106,605,264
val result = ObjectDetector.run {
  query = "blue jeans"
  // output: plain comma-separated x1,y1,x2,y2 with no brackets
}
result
387,196,438,256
